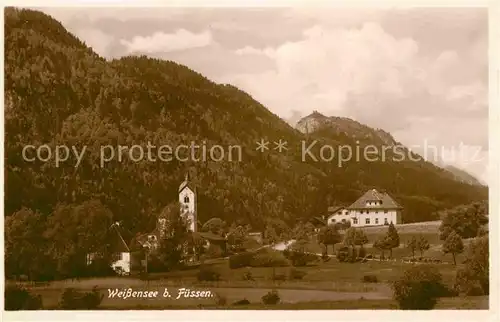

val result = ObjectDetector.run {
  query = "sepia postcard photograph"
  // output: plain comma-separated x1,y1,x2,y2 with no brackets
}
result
2,1,498,320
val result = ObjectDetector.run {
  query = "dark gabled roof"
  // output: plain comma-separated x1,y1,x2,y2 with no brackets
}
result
327,205,346,213
308,216,326,226
109,223,131,253
347,189,402,209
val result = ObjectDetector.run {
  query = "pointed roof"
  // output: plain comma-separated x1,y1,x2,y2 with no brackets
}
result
347,189,402,209
179,173,195,192
109,222,131,253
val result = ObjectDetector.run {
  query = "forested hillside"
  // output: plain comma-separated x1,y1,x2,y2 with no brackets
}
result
5,7,487,238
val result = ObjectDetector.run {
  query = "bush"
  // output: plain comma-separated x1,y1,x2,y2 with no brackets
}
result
59,287,103,309
262,290,280,305
336,246,349,262
242,269,254,281
392,265,447,310
205,244,223,259
362,275,378,283
454,269,484,296
197,266,221,282
283,248,318,266
250,249,289,267
5,284,43,310
232,299,250,305
289,268,307,280
229,252,254,269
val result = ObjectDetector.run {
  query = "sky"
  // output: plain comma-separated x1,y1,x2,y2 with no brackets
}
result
38,7,489,184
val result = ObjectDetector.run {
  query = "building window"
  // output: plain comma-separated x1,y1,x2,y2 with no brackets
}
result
384,210,388,213
342,219,346,223
353,218,358,224
375,210,378,214
384,218,388,225
365,218,370,224
184,196,190,203
338,211,342,214
332,218,336,223
344,211,348,215
375,218,379,224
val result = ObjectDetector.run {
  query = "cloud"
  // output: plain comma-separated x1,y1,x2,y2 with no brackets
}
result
120,29,213,54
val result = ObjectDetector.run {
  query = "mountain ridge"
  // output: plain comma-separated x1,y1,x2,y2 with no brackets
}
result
4,8,488,234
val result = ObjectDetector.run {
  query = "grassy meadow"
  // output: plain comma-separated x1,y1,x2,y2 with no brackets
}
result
9,221,488,310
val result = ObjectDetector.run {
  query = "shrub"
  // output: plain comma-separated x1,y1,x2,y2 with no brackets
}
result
262,290,280,305
229,252,254,269
232,299,250,305
362,275,378,283
466,285,485,296
336,246,349,262
242,269,254,281
59,287,103,309
392,265,447,310
358,247,367,258
289,268,307,280
250,249,289,267
205,244,224,259
197,266,221,282
287,251,318,267
454,269,484,296
5,284,43,310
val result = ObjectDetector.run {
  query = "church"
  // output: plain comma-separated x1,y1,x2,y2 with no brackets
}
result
137,173,199,251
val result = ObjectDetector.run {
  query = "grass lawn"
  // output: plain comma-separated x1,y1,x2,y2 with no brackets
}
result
96,296,489,310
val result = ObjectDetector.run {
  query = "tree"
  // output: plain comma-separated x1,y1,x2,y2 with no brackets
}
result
226,224,248,252
263,225,279,246
439,202,488,240
406,237,418,259
317,226,341,254
373,237,389,260
384,223,400,259
455,236,488,295
202,218,226,236
393,265,446,309
5,208,52,280
44,200,114,279
416,236,430,258
342,227,357,251
354,229,369,249
442,230,464,265
158,203,191,270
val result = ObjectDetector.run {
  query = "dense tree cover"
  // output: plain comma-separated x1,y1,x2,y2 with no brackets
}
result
4,8,488,278
5,200,116,280
439,201,488,240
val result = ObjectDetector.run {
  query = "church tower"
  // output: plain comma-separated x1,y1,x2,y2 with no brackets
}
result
178,173,197,232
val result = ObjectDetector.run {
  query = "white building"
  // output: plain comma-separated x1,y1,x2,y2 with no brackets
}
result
178,173,198,232
327,189,402,227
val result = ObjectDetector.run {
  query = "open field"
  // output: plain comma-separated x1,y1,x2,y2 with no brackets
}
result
103,296,489,310
11,252,477,310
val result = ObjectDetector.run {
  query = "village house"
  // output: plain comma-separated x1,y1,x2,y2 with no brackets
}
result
86,222,133,276
326,189,402,227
